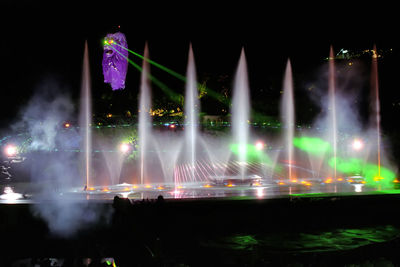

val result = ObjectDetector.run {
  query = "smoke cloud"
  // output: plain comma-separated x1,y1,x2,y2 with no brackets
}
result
12,77,112,237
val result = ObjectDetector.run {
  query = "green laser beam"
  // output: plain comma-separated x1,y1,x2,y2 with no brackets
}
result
115,43,187,81
109,43,277,121
113,43,231,106
107,44,182,104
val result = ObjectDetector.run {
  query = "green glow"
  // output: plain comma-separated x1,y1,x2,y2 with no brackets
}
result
329,157,363,174
115,43,186,81
113,43,231,106
229,143,271,164
293,136,331,156
107,44,183,104
329,157,396,188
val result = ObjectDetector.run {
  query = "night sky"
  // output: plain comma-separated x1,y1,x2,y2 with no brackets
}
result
1,1,399,133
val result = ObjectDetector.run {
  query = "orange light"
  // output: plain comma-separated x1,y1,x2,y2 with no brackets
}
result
301,181,307,184
132,185,138,189
361,181,366,184
393,179,400,183
252,182,261,186
290,179,297,183
87,187,95,191
123,187,130,191
156,186,164,190
348,179,354,183
203,184,212,188
305,182,312,186
102,188,109,192
176,185,184,189
226,183,235,187
337,177,343,181
278,182,285,185
145,185,152,188
325,178,332,184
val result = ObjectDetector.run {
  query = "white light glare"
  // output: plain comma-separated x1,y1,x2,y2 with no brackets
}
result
119,143,130,153
352,139,364,151
5,144,17,157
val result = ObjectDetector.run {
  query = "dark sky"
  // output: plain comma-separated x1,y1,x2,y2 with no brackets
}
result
1,1,399,125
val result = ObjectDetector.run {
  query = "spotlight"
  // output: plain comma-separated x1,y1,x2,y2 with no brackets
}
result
4,144,18,157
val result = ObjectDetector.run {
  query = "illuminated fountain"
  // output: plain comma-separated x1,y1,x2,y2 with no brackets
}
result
71,44,399,198
183,44,199,183
138,43,152,185
231,49,250,179
80,41,92,189
1,42,398,201
280,59,295,181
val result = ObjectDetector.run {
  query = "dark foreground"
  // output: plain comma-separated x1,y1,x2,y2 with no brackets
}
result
2,192,400,266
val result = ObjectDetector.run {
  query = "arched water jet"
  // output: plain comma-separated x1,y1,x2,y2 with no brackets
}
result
231,48,250,179
370,45,381,177
138,43,152,185
184,44,199,182
280,59,295,180
79,41,92,188
328,46,338,179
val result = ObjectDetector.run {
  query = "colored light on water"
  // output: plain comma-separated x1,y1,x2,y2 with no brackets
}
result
293,136,331,155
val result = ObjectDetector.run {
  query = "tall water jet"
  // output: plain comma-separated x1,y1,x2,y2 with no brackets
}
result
80,41,92,188
328,46,337,179
231,48,250,178
184,44,199,182
370,45,381,177
280,59,295,179
138,43,152,185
